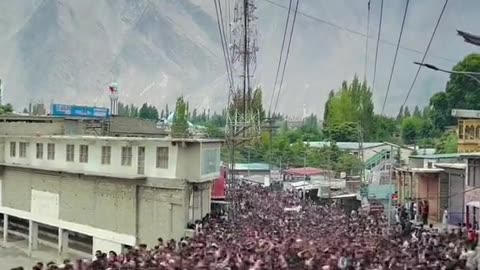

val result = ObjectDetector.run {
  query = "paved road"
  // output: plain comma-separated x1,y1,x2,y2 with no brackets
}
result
0,246,38,270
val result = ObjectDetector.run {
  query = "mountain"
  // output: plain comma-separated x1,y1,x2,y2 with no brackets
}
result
0,0,476,116
0,0,225,111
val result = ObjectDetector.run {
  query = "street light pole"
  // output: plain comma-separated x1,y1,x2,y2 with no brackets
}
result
413,61,480,84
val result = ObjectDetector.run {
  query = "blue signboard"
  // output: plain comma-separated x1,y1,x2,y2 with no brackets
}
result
51,104,109,118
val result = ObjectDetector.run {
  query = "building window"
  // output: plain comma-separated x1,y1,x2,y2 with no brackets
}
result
10,142,16,157
101,146,111,165
121,146,132,166
138,146,145,174
19,142,27,158
459,120,464,139
47,143,55,160
66,144,75,162
80,145,89,163
201,148,220,175
36,143,44,159
156,147,169,168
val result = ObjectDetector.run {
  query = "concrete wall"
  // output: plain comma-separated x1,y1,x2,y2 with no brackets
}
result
109,117,167,137
0,122,65,135
1,167,138,235
137,185,186,247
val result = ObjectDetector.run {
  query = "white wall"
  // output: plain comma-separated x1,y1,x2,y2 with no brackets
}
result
4,138,180,179
31,190,59,219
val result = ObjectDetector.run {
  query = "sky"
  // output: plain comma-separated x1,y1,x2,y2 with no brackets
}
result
252,0,480,118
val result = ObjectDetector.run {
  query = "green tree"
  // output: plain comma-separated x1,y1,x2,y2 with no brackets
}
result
429,54,480,130
0,104,13,115
401,117,423,144
413,105,421,117
403,106,411,118
396,105,404,121
323,90,335,128
325,122,359,142
324,76,374,140
435,132,458,154
171,96,189,137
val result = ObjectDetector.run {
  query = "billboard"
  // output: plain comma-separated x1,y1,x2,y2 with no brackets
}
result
51,104,109,118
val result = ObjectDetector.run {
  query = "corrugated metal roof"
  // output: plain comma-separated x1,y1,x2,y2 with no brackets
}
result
451,109,480,119
232,163,273,171
308,141,385,150
409,153,462,159
434,163,466,170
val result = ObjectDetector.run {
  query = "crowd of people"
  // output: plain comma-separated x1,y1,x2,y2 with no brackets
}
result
18,182,479,269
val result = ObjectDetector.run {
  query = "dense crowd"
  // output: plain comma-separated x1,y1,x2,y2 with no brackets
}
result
20,182,478,269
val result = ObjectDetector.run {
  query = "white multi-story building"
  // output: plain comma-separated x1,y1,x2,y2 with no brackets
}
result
0,134,221,257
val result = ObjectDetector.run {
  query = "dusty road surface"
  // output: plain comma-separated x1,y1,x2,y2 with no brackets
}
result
0,246,38,270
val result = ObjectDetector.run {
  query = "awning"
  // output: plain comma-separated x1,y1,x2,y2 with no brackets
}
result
467,201,480,208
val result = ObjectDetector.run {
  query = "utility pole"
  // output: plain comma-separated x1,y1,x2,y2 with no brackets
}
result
387,145,394,232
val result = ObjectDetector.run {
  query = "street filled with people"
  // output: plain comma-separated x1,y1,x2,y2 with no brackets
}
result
21,182,478,269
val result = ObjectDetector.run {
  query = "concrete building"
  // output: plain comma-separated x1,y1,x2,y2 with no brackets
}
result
396,154,466,224
0,135,221,257
0,115,168,137
461,153,480,229
452,109,480,153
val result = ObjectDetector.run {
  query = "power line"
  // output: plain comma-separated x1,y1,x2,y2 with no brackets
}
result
268,0,293,116
401,0,449,108
364,0,371,80
371,0,384,93
261,0,456,63
273,0,300,115
381,0,410,114
214,0,235,98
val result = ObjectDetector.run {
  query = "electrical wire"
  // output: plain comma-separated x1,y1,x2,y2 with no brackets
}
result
268,0,293,116
364,0,371,80
401,0,449,108
214,0,235,99
273,0,300,115
371,0,384,93
261,0,456,64
381,0,410,114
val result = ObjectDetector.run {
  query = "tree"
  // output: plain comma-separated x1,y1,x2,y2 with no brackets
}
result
401,117,423,144
171,96,189,137
429,53,480,130
435,133,458,154
325,122,359,142
323,90,335,128
323,76,374,140
0,104,13,115
413,105,421,117
396,105,404,121
403,106,411,118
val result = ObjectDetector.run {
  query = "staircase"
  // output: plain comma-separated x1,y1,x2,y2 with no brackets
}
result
364,149,390,170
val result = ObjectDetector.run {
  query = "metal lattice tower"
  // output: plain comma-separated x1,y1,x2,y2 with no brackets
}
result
225,0,260,140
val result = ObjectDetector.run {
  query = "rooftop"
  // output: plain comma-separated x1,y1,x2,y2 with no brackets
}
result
232,163,275,171
0,134,224,143
434,163,466,170
409,153,462,159
451,109,480,119
308,141,386,150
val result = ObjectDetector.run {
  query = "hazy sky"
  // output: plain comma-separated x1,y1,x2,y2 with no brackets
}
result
253,0,480,118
